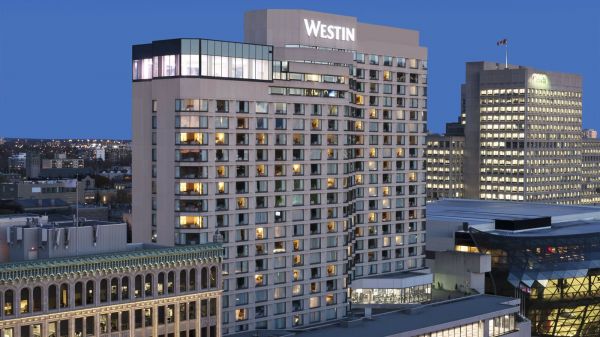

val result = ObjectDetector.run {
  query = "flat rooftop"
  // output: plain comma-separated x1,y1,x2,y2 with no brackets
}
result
428,199,600,225
358,270,428,280
232,295,519,337
487,220,600,237
0,213,43,219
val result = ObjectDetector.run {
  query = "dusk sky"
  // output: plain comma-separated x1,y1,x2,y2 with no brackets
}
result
1,0,598,139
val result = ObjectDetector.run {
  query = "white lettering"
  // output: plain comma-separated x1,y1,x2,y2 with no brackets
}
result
346,27,355,42
327,25,335,39
320,24,327,38
303,18,355,42
304,18,320,38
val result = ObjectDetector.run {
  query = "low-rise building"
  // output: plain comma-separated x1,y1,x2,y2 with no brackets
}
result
233,294,530,337
583,128,598,139
8,153,26,174
0,180,85,205
0,218,222,337
41,153,84,170
427,199,600,337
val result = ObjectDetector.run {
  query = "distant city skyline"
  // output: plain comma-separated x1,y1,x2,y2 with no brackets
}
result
1,0,599,139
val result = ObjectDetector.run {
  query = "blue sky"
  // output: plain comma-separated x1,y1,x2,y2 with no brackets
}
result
1,0,599,139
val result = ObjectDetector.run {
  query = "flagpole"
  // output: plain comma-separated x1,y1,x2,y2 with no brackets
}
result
76,174,79,227
505,43,508,69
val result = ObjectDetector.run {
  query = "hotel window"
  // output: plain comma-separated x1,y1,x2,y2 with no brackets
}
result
238,101,249,113
159,54,178,77
255,101,268,113
214,117,229,129
180,216,206,228
216,100,229,112
409,58,418,69
383,84,393,94
396,57,406,68
354,52,365,63
177,132,206,145
369,54,379,65
215,133,228,145
383,56,393,66
275,118,287,130
383,70,392,81
309,296,320,309
370,83,379,93
176,115,206,128
369,70,379,80
132,58,153,80
256,117,268,130
181,39,200,76
176,99,208,112
200,40,272,80
275,102,287,114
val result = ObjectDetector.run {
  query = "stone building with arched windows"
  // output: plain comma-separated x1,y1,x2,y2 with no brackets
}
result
0,218,222,337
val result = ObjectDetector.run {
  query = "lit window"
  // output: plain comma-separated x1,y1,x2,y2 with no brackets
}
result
215,133,227,145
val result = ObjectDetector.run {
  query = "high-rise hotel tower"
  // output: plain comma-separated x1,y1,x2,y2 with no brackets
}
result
132,10,428,334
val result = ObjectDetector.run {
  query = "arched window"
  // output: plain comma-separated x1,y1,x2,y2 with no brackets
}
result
121,276,129,299
86,281,94,305
48,285,57,310
4,290,14,315
74,282,83,306
60,283,69,308
210,266,217,288
167,272,175,294
180,270,187,293
158,273,165,295
20,288,29,313
134,275,142,299
201,268,208,289
190,268,197,291
100,279,108,303
144,274,153,297
111,278,119,301
32,287,42,312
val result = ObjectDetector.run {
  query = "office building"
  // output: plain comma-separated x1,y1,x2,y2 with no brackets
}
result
583,128,597,139
25,153,41,179
427,199,600,337
0,218,222,337
581,137,600,205
95,148,106,161
460,62,582,204
41,153,84,170
132,9,429,333
8,153,27,174
426,121,465,201
0,180,85,205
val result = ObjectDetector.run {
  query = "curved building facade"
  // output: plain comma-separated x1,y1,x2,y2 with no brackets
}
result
469,226,600,337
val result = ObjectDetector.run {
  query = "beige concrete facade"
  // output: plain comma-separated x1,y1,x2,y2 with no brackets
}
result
132,9,428,334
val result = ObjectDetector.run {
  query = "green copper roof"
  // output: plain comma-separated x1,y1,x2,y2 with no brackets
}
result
0,243,223,282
